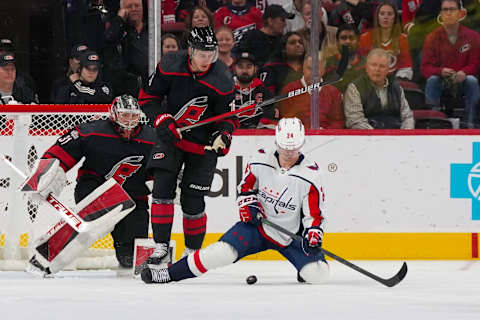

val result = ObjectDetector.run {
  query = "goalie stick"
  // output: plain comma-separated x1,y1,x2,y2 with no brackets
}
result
261,217,408,288
179,46,350,132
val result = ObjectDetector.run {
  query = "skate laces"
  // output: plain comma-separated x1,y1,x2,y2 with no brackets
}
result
151,268,171,283
152,243,168,258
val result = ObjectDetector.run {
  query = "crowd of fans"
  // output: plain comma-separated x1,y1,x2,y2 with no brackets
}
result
1,0,480,129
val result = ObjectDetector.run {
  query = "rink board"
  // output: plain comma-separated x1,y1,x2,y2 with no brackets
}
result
3,129,480,259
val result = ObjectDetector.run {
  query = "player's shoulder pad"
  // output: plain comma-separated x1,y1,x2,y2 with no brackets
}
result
159,51,189,75
200,61,235,95
75,119,113,136
299,155,324,179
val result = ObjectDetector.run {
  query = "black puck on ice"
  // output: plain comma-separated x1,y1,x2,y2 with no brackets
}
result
246,275,257,285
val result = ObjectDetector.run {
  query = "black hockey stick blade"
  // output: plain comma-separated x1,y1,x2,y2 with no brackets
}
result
261,218,408,287
336,45,349,78
322,249,408,288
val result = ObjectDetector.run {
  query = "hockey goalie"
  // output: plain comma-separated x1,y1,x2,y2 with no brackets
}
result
20,95,156,276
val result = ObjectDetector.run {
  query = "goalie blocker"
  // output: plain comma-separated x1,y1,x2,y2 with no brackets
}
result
26,178,136,276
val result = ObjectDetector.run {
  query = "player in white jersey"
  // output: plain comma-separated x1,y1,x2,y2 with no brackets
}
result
141,117,329,284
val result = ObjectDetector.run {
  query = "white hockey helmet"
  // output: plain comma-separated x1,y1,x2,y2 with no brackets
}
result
109,94,142,130
275,117,305,150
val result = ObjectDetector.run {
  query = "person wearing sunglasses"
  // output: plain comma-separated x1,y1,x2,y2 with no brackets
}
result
52,50,113,104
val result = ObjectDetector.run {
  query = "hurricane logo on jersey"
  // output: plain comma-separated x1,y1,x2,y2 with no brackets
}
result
174,96,208,127
105,155,144,185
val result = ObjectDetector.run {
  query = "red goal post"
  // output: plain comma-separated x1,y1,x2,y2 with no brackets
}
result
0,104,129,270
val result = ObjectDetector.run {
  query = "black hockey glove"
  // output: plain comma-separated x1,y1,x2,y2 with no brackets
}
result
153,113,182,143
301,226,323,256
237,193,265,226
204,130,232,156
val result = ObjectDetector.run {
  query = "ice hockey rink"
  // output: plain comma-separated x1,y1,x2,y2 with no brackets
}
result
0,260,479,320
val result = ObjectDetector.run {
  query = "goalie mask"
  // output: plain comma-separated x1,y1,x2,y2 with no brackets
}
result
110,95,142,139
187,26,218,64
275,117,305,150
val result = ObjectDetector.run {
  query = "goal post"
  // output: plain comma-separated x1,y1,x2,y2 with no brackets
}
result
0,104,124,270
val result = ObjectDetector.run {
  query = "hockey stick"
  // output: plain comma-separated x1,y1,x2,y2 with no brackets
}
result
2,155,88,232
261,218,408,287
179,46,350,132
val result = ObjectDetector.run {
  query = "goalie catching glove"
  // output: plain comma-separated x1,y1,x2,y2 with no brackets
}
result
154,113,182,143
20,158,67,201
237,193,265,226
204,130,232,156
302,226,324,256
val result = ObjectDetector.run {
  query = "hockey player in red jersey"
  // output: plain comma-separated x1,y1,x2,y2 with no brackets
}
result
22,95,156,275
138,26,238,266
141,117,329,284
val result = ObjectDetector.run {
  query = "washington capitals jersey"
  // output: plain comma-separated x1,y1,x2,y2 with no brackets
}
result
42,120,155,199
238,148,327,246
138,51,237,153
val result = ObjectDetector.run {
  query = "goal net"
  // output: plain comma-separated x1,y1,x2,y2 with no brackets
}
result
0,105,135,270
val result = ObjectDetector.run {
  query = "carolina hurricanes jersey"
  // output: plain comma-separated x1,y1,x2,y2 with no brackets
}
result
214,4,263,43
238,148,327,246
138,51,237,153
41,120,155,199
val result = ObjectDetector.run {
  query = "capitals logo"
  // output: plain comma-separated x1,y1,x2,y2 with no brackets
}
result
105,155,144,185
174,96,208,127
258,186,297,214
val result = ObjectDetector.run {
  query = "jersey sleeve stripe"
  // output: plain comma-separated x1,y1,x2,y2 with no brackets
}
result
239,165,256,193
308,184,324,226
174,139,207,154
138,88,163,106
43,145,77,171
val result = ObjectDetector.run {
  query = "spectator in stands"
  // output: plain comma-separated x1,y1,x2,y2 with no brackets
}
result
279,53,344,128
343,48,414,129
214,0,263,44
329,0,378,34
321,0,342,13
233,51,277,128
358,1,413,80
234,4,294,67
51,50,113,104
284,0,328,32
259,31,305,94
216,26,236,72
0,52,39,104
325,24,366,92
420,0,480,128
298,1,338,54
161,33,180,55
0,38,38,102
50,43,90,102
104,0,147,96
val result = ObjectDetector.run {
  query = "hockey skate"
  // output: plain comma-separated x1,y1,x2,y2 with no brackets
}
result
146,242,171,268
25,255,52,278
141,267,171,284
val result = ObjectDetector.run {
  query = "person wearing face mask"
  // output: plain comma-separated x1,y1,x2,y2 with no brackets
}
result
51,50,113,104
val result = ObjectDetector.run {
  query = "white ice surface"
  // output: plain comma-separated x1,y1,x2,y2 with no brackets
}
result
1,260,479,320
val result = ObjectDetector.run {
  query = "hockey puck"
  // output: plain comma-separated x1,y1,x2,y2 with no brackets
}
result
246,275,257,285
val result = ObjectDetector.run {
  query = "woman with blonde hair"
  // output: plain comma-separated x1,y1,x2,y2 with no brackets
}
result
358,1,413,80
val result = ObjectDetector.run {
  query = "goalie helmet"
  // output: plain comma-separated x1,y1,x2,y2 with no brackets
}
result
110,95,142,138
275,117,305,150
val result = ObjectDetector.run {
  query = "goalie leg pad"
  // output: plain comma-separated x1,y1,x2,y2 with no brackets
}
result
27,179,136,274
299,260,330,284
